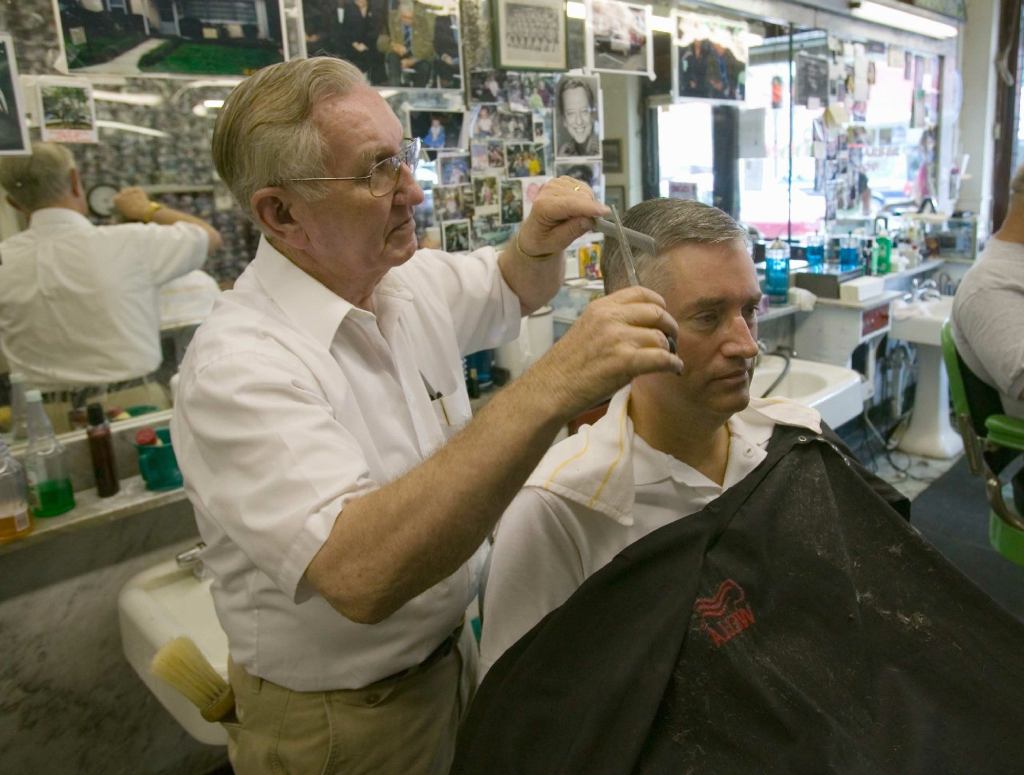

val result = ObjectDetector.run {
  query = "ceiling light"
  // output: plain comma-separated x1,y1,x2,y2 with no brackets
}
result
96,120,170,138
650,15,674,34
849,1,958,39
566,1,586,20
92,89,164,107
203,99,224,109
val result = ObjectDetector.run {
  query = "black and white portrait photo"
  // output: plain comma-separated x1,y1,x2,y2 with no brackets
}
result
554,74,601,158
494,0,566,70
0,34,30,156
586,0,653,77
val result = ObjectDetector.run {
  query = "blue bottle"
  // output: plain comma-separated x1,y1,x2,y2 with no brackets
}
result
765,238,790,305
839,233,860,271
804,232,825,271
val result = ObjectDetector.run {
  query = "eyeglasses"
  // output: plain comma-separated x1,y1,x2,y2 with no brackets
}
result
283,137,422,198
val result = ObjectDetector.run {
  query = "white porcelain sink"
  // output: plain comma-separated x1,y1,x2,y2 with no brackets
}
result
751,357,863,429
119,558,228,745
890,295,954,346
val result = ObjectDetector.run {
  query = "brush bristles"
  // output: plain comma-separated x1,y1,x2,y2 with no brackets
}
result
151,637,233,721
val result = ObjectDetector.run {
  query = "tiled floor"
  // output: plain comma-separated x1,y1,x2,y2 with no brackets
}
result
868,448,961,501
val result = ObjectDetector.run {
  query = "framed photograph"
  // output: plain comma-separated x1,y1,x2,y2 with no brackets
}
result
470,70,508,103
473,174,500,208
493,0,567,71
500,178,524,224
38,76,98,144
602,138,622,173
506,141,547,178
586,0,653,78
434,184,469,221
302,0,461,90
437,152,470,185
672,10,748,102
556,160,603,203
605,184,626,212
554,74,602,159
408,109,465,157
54,0,287,76
442,219,471,252
0,34,31,156
495,108,533,141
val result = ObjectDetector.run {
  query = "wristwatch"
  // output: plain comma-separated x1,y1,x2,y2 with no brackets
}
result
142,201,164,223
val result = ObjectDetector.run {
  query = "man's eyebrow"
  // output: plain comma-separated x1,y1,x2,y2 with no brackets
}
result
686,293,763,310
359,138,411,165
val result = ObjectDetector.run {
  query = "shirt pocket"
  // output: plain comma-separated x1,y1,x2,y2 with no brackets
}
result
431,387,472,441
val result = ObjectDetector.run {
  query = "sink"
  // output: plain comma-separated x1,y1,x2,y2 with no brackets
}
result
890,295,954,346
888,295,962,458
751,357,863,429
118,558,228,745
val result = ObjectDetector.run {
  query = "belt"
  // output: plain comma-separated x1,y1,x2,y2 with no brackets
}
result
377,621,464,687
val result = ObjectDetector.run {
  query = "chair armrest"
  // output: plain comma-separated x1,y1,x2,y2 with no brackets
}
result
985,414,1024,451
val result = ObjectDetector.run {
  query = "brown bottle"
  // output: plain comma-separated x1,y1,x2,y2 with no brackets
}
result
87,403,120,498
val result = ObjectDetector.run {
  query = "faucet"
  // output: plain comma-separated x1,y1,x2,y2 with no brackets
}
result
175,541,207,580
903,278,941,303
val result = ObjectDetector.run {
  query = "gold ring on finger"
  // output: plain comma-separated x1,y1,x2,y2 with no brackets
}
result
573,185,581,192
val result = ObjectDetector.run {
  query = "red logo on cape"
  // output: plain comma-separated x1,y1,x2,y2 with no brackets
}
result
694,579,756,648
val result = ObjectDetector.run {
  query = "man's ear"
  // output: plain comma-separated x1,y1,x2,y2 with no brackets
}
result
69,167,83,198
251,186,312,251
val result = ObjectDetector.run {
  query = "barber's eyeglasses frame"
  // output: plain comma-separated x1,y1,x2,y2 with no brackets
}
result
283,137,422,198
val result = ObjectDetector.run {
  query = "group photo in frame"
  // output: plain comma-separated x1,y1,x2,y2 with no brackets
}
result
585,0,653,77
38,76,98,144
54,0,288,76
554,73,602,158
492,0,567,71
0,33,30,156
302,0,462,89
673,10,749,102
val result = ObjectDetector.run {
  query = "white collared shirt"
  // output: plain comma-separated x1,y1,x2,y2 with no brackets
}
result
0,208,208,386
171,236,521,691
479,385,822,677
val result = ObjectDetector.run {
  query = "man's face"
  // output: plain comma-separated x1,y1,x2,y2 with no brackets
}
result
562,86,593,145
635,240,762,419
293,87,424,289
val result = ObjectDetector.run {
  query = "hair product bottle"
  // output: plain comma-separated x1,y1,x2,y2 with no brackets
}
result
23,390,75,518
0,437,32,544
87,403,119,498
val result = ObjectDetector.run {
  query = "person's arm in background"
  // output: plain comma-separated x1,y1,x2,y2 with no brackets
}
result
305,180,683,623
113,186,223,255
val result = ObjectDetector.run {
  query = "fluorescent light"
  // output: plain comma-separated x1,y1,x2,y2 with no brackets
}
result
567,1,585,20
744,32,765,47
850,1,958,39
650,15,674,34
203,99,224,109
92,89,164,107
96,120,170,138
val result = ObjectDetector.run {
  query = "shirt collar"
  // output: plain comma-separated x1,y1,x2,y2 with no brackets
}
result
250,235,413,349
28,207,94,230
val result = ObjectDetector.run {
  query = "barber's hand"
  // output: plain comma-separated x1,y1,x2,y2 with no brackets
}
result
515,176,609,257
527,286,682,416
113,187,153,221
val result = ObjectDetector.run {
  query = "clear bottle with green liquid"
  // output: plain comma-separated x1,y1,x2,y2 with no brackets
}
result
23,390,75,518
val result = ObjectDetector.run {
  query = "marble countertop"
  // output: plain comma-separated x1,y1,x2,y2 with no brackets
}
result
0,476,187,556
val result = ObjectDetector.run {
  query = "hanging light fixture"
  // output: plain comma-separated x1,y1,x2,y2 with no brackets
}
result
849,0,958,39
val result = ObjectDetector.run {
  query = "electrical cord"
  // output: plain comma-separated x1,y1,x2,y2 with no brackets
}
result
862,409,939,484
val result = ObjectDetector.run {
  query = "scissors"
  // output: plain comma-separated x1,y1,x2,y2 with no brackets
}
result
607,205,678,355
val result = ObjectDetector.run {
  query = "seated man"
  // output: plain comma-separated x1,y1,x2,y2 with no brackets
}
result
952,164,1024,511
462,198,1024,774
479,198,811,673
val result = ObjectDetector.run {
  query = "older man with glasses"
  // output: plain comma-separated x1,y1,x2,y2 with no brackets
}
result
171,56,682,774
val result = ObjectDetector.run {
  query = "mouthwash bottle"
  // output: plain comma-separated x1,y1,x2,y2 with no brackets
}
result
875,228,892,274
0,437,32,544
23,390,75,518
765,238,790,305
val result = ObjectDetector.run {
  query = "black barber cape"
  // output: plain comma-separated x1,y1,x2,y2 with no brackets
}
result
453,425,1024,774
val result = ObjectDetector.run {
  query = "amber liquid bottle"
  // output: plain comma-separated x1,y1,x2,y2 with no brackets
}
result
0,437,32,543
87,403,120,498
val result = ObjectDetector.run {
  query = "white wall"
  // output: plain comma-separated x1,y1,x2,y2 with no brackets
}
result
600,72,644,208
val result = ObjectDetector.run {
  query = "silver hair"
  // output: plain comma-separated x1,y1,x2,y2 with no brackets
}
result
0,142,75,212
211,56,367,223
600,198,750,295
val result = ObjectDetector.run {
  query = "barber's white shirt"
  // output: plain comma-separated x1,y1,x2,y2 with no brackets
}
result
0,208,208,386
479,386,822,677
171,236,521,691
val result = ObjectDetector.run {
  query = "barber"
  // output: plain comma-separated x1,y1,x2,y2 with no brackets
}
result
0,142,222,430
171,56,681,775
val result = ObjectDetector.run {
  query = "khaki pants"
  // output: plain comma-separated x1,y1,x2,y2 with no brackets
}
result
225,628,477,775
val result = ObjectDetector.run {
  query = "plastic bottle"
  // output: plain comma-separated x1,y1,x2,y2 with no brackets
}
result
839,232,860,271
23,390,75,518
875,229,892,274
87,403,119,498
7,372,28,442
765,238,790,305
804,232,825,271
0,437,32,544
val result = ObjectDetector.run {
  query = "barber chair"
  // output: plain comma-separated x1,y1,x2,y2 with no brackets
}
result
941,321,1024,565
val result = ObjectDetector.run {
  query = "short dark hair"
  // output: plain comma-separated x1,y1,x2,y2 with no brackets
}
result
557,77,595,112
600,198,750,295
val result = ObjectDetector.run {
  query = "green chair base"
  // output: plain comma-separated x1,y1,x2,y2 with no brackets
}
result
989,511,1024,566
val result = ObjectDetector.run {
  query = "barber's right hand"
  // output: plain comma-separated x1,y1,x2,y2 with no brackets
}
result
528,286,682,418
112,187,153,221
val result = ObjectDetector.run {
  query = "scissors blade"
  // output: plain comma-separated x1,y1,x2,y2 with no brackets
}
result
609,205,640,287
